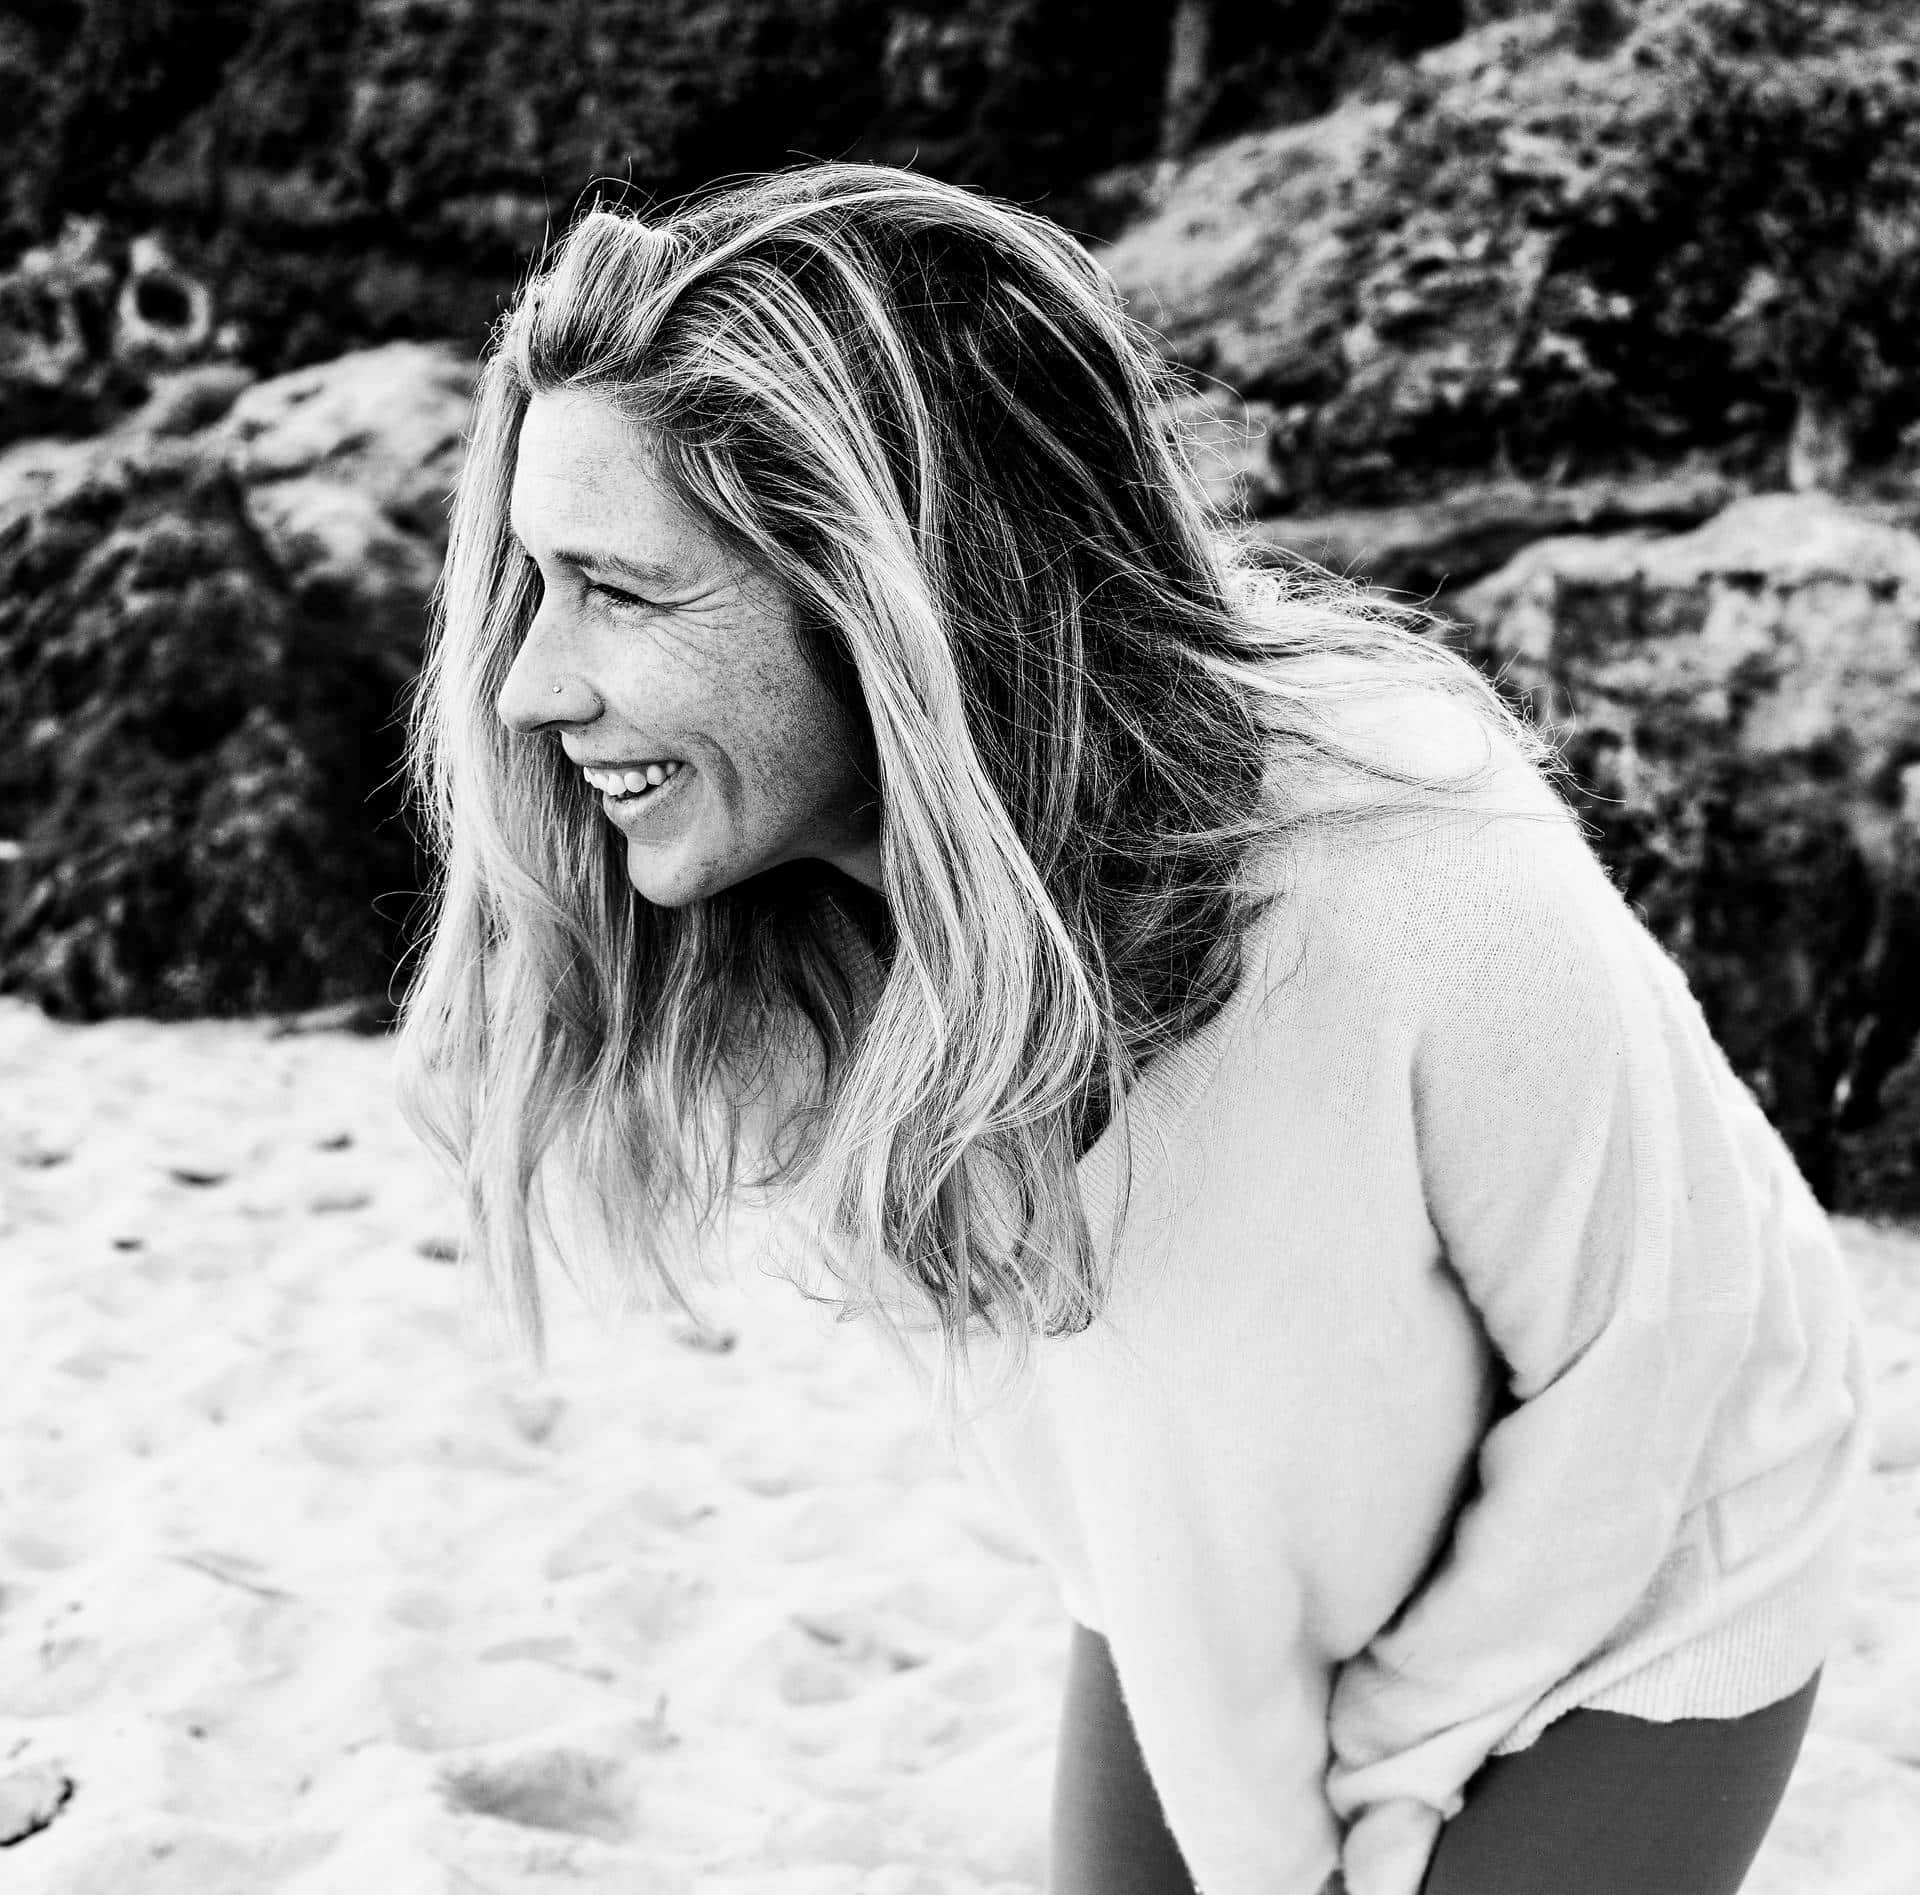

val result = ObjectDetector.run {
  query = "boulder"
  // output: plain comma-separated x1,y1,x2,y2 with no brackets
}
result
131,363,261,439
1251,462,1739,599
1099,15,1639,505
0,344,472,1019
1453,492,1920,1209
1104,97,1394,410
220,342,473,673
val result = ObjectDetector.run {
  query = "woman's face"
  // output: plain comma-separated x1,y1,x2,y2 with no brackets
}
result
499,389,883,906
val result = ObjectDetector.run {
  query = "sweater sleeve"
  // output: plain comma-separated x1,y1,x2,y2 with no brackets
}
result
1322,808,1762,1895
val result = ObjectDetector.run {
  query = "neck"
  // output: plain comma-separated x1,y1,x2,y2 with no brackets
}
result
824,869,896,970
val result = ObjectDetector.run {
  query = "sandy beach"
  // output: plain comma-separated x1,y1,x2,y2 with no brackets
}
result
3,998,1918,1893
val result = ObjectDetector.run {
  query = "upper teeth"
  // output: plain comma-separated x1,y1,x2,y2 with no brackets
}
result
583,761,683,796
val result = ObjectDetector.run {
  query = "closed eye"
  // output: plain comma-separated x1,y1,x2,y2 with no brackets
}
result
513,546,660,613
585,578,662,613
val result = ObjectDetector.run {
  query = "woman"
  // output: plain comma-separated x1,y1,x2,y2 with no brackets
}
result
396,163,1871,1895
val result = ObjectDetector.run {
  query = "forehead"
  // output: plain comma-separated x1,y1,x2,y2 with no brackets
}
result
509,389,693,551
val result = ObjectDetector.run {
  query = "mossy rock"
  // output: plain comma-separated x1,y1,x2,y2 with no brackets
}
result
1102,0,1920,510
0,343,469,1018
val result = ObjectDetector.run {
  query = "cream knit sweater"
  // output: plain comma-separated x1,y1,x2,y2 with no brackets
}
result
799,715,1873,1895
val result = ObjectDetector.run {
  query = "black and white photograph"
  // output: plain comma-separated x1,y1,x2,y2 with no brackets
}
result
2,3,1917,1892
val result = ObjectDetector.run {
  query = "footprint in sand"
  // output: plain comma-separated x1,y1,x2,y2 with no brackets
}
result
5,1528,90,1572
573,1565,712,1667
874,1570,1030,1644
1869,1390,1920,1471
438,1743,637,1842
298,1405,396,1471
1748,1733,1920,1895
768,1489,874,1562
0,1760,74,1844
19,1822,333,1893
307,1187,373,1215
770,1799,897,1871
380,1648,626,1752
385,1589,457,1632
476,1634,581,1667
776,1610,929,1707
669,1321,739,1353
876,1686,974,1773
859,1870,949,1895
0,1634,112,1717
53,1343,142,1383
543,1492,709,1581
498,1388,565,1446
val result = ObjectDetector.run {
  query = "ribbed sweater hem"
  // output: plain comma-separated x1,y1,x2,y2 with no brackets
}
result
1491,1509,1858,1755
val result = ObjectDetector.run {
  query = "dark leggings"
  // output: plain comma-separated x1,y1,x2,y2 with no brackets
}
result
1049,1623,1821,1895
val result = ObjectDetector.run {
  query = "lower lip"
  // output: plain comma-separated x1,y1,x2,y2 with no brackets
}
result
600,765,692,833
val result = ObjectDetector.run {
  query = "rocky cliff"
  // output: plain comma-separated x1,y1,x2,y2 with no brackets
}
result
0,0,1915,1212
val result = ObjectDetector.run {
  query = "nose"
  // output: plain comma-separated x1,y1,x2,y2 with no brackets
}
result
496,614,604,736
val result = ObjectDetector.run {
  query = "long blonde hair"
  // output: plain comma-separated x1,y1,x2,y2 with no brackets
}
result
396,162,1555,1431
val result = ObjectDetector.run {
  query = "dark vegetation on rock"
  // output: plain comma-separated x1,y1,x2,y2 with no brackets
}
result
1106,0,1920,515
0,0,1456,441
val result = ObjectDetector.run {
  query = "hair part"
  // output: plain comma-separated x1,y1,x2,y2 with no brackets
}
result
395,161,1558,1445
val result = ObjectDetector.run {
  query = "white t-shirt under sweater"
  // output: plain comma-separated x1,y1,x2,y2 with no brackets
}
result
797,716,1873,1895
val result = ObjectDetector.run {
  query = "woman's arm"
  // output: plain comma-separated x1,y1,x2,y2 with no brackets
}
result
1321,807,1862,1895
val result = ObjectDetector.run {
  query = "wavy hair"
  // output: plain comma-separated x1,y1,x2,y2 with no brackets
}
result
395,161,1556,1434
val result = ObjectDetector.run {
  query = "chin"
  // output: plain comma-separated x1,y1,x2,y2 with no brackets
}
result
622,843,699,906
622,836,768,907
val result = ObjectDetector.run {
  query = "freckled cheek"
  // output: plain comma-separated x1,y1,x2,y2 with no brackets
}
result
718,725,817,824
635,601,832,809
713,658,827,787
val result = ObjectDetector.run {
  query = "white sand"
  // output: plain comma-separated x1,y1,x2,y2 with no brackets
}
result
2,999,1917,1894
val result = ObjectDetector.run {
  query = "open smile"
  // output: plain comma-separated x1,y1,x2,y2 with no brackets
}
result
581,759,685,800
591,759,693,829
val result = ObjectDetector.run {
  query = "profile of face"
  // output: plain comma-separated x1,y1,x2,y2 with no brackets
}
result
499,390,883,906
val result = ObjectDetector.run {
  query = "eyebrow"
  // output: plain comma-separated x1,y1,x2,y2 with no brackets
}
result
509,529,686,592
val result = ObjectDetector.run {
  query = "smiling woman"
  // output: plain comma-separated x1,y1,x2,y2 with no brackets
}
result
394,164,1868,1895
396,162,1379,1382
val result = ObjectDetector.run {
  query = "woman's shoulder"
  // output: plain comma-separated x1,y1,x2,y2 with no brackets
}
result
1255,701,1628,1029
